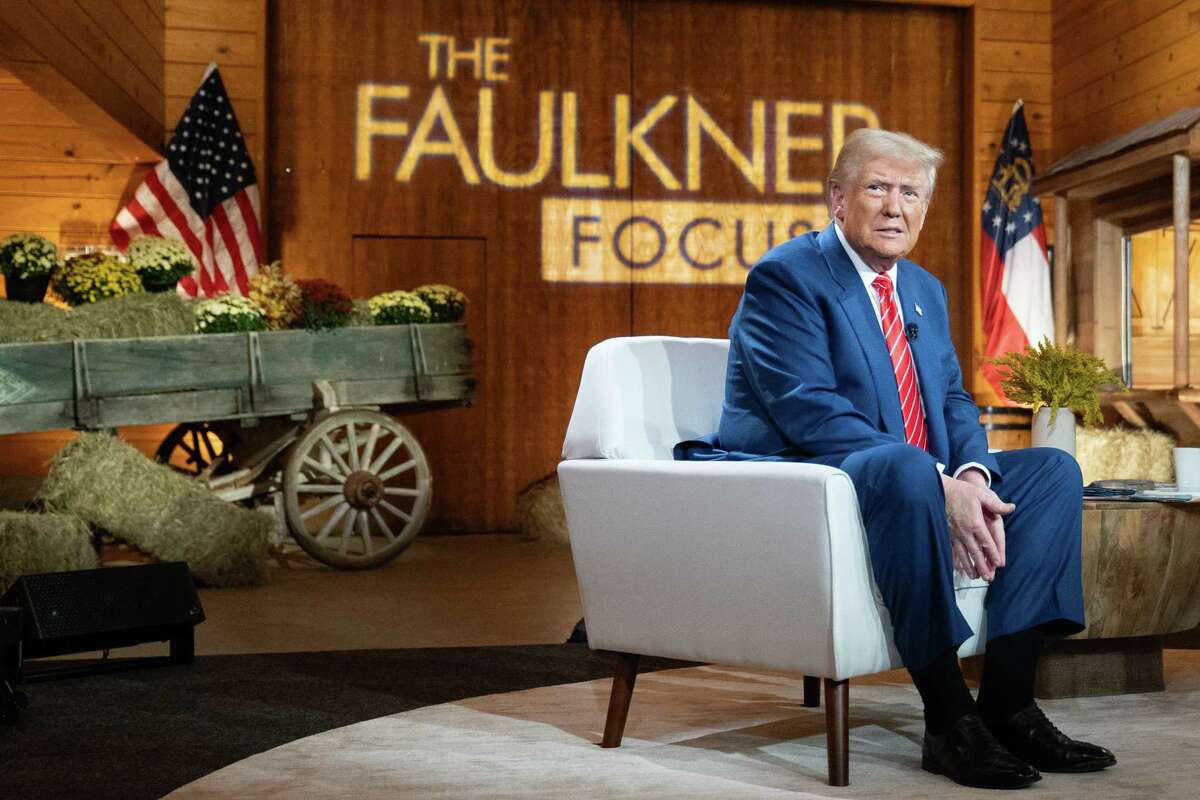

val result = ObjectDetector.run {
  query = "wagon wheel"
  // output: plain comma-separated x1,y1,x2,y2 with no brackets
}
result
282,409,432,570
155,422,241,477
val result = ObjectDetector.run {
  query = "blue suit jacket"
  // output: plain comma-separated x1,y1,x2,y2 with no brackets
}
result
682,224,1000,481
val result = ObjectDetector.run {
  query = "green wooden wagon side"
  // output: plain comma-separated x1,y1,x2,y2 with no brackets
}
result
0,324,474,569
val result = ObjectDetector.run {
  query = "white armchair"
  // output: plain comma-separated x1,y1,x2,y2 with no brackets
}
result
557,336,990,786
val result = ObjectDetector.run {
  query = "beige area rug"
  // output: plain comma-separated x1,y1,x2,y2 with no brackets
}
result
171,653,1200,799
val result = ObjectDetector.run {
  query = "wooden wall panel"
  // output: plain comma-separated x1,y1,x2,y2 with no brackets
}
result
1053,0,1200,159
0,71,140,249
0,0,165,159
269,0,968,531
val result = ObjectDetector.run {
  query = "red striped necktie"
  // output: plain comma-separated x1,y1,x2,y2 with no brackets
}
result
871,274,928,450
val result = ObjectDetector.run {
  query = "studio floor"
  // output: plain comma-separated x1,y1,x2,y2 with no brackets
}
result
5,470,1200,799
191,534,584,656
156,534,1200,798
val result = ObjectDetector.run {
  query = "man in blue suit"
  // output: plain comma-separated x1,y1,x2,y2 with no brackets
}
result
683,129,1114,789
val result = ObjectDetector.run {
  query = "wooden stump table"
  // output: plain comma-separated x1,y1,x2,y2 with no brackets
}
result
1036,500,1200,698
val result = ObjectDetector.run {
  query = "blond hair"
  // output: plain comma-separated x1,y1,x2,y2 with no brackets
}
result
827,128,944,207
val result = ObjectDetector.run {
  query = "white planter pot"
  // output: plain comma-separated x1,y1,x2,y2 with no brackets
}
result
1031,407,1076,456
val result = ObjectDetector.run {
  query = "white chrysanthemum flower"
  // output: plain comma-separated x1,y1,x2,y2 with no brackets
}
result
193,295,267,334
0,233,60,279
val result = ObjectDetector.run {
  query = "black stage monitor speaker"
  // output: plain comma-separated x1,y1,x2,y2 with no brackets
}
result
0,562,205,680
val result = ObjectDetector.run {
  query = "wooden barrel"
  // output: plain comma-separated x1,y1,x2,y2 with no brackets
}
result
979,405,1032,451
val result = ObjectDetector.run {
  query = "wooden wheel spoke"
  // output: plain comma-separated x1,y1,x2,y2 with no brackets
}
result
302,455,345,483
383,487,421,497
315,502,351,542
357,511,373,556
380,499,413,523
361,424,381,474
378,459,416,482
370,507,396,542
201,430,221,463
294,483,343,494
319,433,353,476
189,431,208,466
300,493,344,520
368,435,405,475
339,509,356,555
346,424,361,470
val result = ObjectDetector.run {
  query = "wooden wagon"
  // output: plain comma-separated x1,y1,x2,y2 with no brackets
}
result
0,323,474,569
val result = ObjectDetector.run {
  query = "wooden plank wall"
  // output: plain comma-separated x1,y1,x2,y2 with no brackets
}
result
1053,0,1200,159
0,0,165,160
0,0,268,475
269,0,968,532
0,0,166,252
968,0,1053,402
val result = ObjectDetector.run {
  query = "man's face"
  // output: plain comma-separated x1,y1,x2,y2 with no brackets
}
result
830,156,931,271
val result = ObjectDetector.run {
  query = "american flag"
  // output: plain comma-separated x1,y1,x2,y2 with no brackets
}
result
979,100,1054,399
110,64,263,297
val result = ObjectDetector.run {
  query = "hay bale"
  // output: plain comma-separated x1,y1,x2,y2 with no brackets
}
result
38,432,269,587
516,474,570,544
1076,426,1175,485
0,511,99,595
0,299,72,343
0,293,193,343
65,292,194,340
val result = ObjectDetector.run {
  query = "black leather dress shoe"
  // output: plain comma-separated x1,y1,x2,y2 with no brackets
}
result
987,704,1117,773
923,713,1042,789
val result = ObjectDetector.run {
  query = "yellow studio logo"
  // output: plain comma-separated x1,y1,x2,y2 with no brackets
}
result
354,32,884,284
991,156,1032,212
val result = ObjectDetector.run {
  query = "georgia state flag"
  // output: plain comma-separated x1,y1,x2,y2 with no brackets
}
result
980,100,1054,399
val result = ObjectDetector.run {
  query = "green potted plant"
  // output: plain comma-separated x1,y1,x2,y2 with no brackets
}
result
413,283,468,322
53,252,144,306
368,289,432,326
125,236,195,293
294,278,354,330
989,337,1126,455
0,233,59,303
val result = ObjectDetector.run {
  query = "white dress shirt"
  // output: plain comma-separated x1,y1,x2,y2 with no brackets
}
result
833,223,991,485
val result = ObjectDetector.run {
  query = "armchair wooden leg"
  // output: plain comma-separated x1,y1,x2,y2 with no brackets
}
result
601,652,640,748
824,678,849,786
803,675,821,707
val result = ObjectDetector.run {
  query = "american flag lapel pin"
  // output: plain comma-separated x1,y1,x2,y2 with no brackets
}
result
915,303,924,317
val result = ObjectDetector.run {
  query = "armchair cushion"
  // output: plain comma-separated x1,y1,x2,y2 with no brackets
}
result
562,337,729,461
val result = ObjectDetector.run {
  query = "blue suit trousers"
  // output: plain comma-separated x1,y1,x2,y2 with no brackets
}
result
838,444,1086,672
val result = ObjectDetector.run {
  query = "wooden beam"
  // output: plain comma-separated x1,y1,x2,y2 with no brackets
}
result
0,5,162,163
1094,217,1124,375
1175,153,1190,388
1111,401,1148,428
1034,134,1190,197
1176,401,1200,433
1054,194,1069,344
1094,181,1175,221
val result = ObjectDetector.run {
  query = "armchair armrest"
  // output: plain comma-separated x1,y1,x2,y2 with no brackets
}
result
557,459,898,679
